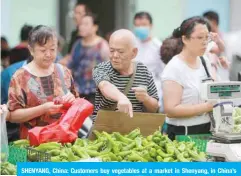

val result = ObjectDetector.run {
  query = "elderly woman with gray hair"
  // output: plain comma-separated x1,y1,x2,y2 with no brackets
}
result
7,25,78,139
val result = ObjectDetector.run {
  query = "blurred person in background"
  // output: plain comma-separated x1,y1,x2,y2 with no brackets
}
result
67,13,109,105
133,12,165,94
7,25,78,139
1,37,10,70
68,2,91,53
1,36,9,50
161,17,215,140
60,2,91,66
224,30,241,82
9,24,33,65
203,11,229,81
1,50,10,71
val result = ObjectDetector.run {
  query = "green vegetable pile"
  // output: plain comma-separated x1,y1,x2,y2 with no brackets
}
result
13,129,206,162
1,162,17,175
232,107,241,133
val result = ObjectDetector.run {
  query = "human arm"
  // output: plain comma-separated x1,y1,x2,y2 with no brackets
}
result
93,62,133,117
162,80,213,118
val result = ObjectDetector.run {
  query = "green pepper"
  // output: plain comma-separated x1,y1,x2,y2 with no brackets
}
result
13,139,30,147
165,143,175,155
187,149,205,161
149,148,157,158
103,132,120,154
87,141,104,151
135,137,142,148
86,150,100,157
126,129,141,139
72,146,90,159
35,142,61,151
128,152,148,162
142,150,155,162
99,152,118,161
156,155,163,162
51,156,62,162
178,143,186,152
114,132,133,144
117,151,132,157
163,157,173,162
157,149,172,158
93,130,102,139
146,135,153,142
122,141,136,151
152,137,161,143
176,153,190,162
48,149,61,156
142,139,149,146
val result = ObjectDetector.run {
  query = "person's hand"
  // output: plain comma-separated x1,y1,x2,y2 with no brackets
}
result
117,96,133,118
132,86,149,103
0,104,9,121
62,92,75,104
219,56,229,69
0,104,7,114
43,102,63,115
210,32,222,44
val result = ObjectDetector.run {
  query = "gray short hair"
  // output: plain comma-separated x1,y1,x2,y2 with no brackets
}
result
28,25,57,48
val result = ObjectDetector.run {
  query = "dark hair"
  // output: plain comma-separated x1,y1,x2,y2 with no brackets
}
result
203,11,219,25
28,25,57,48
163,16,210,60
1,36,8,43
1,50,10,58
160,37,183,64
83,13,99,26
75,2,91,14
20,24,33,41
134,12,153,24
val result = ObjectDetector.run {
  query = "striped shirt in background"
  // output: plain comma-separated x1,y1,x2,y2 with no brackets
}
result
92,61,159,121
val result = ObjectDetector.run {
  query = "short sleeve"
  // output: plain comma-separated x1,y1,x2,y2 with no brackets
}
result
8,75,26,111
64,67,79,98
92,62,111,86
147,70,159,101
161,59,184,87
100,40,110,61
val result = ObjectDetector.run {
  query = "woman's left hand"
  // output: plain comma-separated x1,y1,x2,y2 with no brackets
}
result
62,92,76,104
0,104,10,121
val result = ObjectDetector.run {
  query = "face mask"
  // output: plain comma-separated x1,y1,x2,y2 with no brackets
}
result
134,27,150,41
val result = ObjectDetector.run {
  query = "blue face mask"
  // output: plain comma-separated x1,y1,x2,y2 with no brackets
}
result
134,27,150,41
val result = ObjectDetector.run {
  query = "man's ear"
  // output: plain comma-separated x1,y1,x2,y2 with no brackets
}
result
132,47,138,59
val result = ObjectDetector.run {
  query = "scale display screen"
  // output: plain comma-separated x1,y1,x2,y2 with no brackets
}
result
210,85,240,97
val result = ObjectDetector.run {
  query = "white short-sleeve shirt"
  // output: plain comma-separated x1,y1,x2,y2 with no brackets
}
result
135,38,165,93
161,55,212,126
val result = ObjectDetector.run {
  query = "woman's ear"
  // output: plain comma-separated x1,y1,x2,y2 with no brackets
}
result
28,45,34,56
94,25,99,34
182,35,188,45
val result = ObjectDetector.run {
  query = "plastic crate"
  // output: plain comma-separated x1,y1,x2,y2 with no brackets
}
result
8,145,27,165
7,145,50,164
27,147,51,162
176,134,211,152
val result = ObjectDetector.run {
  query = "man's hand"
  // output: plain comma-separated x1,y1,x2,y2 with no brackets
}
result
117,96,133,118
132,87,149,103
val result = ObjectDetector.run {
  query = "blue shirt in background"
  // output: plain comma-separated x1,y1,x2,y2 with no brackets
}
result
1,60,27,104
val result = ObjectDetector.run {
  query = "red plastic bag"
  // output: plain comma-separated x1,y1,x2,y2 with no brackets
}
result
28,98,94,146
